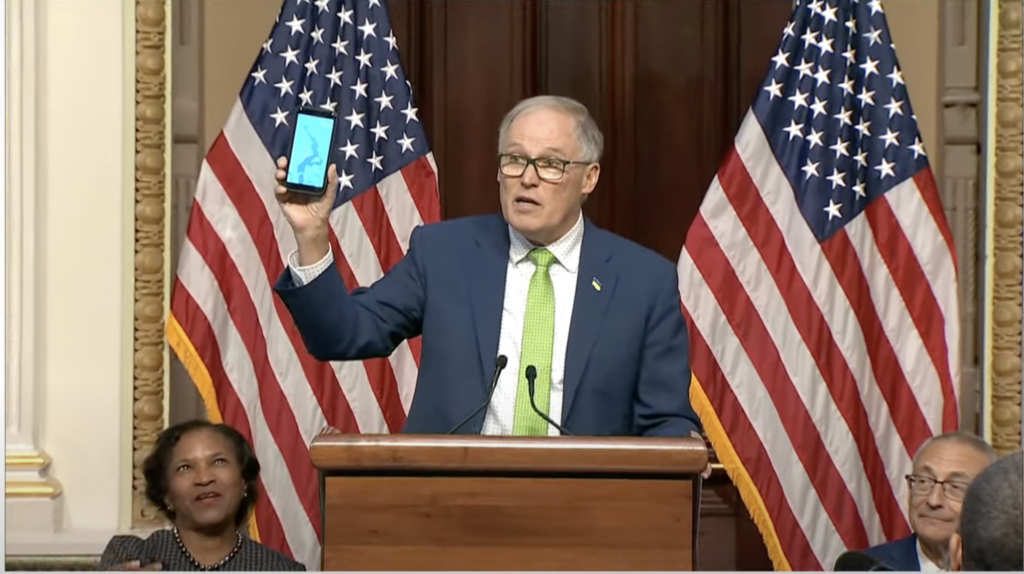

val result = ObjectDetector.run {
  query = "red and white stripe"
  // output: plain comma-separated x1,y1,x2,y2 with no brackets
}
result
677,110,959,570
170,99,439,568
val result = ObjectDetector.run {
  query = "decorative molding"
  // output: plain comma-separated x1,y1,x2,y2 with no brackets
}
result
170,0,200,145
940,0,983,431
4,450,62,500
131,0,171,528
6,482,63,499
987,0,1023,454
6,453,61,498
5,555,101,571
6,452,51,469
4,0,38,449
168,0,205,424
4,0,63,511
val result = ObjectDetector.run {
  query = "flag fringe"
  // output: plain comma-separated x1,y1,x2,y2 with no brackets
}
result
167,312,262,544
691,376,791,571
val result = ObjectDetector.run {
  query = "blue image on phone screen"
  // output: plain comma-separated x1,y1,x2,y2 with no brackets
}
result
286,112,335,189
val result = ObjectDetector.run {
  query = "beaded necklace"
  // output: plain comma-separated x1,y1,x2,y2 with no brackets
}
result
172,526,243,571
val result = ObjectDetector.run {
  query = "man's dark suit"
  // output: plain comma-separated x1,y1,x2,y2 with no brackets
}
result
859,534,921,571
274,213,701,437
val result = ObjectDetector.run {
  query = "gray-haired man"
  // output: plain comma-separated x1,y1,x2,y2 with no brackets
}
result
273,96,707,455
857,432,995,571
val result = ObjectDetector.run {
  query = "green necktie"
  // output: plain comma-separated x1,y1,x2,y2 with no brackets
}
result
513,248,557,436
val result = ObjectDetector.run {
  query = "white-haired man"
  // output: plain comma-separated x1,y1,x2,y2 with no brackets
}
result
272,96,705,448
857,432,995,571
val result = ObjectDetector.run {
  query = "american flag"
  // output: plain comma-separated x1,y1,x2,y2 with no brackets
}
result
677,0,958,570
166,0,439,568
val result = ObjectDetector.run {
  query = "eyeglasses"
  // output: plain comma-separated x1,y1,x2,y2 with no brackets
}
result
905,474,971,501
498,153,590,182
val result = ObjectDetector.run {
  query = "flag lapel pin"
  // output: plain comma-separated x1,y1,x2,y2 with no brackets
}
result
592,277,602,291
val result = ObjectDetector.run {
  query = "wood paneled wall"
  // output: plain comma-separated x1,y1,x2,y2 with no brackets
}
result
389,0,791,262
387,1,793,569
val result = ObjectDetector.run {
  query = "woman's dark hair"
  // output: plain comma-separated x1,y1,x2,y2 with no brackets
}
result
143,420,260,527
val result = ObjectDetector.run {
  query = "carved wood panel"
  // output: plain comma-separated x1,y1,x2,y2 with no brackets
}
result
133,0,170,528
987,0,1023,454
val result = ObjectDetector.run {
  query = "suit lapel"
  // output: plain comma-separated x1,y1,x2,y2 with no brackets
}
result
469,216,510,390
902,534,922,571
562,221,616,421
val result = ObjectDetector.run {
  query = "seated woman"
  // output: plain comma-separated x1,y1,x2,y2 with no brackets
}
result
100,420,305,571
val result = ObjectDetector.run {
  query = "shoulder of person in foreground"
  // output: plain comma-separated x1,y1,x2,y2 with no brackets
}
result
859,534,918,569
98,533,157,571
243,537,307,571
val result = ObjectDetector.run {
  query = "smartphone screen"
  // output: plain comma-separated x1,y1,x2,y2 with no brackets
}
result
284,106,338,195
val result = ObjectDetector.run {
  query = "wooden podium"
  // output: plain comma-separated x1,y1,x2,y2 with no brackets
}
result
309,432,708,571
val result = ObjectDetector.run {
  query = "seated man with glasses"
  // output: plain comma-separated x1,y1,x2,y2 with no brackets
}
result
272,95,705,447
855,431,995,571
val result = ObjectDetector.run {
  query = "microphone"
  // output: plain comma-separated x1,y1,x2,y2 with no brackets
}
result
525,365,572,436
446,355,508,434
834,551,893,571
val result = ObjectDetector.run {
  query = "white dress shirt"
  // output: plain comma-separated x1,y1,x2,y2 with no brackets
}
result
285,212,585,436
480,213,583,436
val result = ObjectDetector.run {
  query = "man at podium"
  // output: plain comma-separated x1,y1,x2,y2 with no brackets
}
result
273,95,702,441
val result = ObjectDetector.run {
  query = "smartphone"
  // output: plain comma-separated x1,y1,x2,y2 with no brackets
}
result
284,106,339,195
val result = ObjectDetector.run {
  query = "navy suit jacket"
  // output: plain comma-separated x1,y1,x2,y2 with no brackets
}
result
859,534,921,571
274,213,702,437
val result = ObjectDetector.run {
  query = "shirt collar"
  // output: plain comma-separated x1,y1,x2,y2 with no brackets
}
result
508,211,584,274
916,538,946,572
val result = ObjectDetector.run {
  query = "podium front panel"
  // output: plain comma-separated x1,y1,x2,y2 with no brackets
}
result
321,475,693,571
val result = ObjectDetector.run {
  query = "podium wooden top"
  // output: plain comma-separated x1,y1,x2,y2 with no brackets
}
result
309,432,708,476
